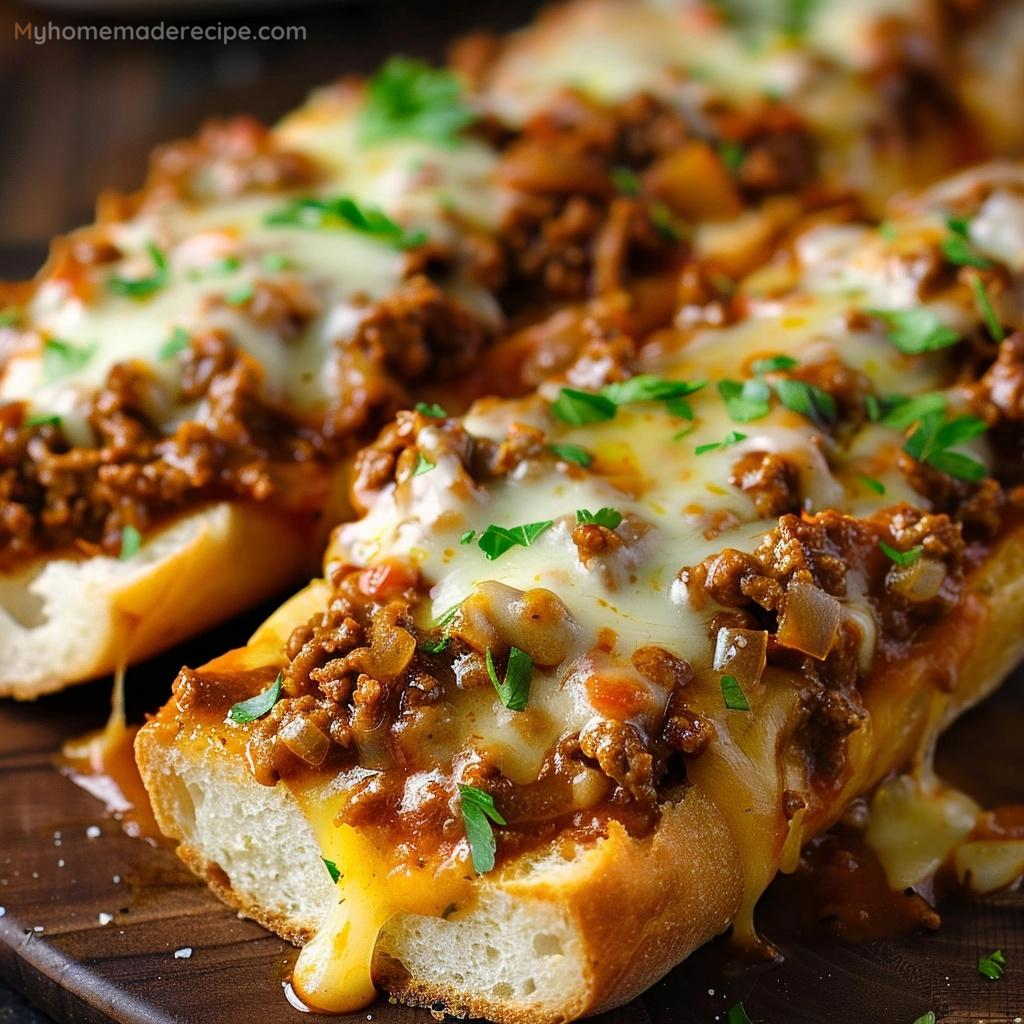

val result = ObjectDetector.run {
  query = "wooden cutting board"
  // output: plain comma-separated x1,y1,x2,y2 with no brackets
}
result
1,601,1022,1024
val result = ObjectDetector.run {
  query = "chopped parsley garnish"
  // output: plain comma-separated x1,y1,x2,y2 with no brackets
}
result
225,281,254,306
941,218,990,269
265,196,427,249
650,202,683,241
611,166,642,196
119,524,142,560
772,377,837,426
359,57,472,148
260,253,290,272
970,276,1005,342
412,452,435,476
459,530,475,545
322,858,341,884
551,387,617,425
720,674,750,711
433,603,462,630
414,401,447,418
912,1014,936,1024
903,411,987,482
696,430,747,455
188,255,241,279
751,354,798,374
552,377,706,425
978,949,1006,981
672,423,697,441
576,507,623,530
880,540,923,566
42,338,96,384
227,673,283,724
727,1001,754,1024
485,646,533,712
602,375,706,407
0,308,20,328
867,307,960,355
719,378,771,422
719,139,745,172
158,326,190,361
781,0,820,36
459,784,506,874
548,443,593,468
877,221,898,241
868,391,946,428
858,475,886,496
24,412,61,428
108,242,169,298
477,519,553,560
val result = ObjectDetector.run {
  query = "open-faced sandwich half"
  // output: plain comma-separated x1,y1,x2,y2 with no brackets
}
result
3,0,1024,699
137,158,1024,1022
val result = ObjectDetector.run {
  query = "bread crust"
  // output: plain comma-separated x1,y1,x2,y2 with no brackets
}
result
0,501,331,700
136,521,1024,1023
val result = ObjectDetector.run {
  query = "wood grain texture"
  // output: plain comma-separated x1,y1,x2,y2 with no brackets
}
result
1,621,1022,1024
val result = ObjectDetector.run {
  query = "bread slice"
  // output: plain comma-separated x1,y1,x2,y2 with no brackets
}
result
136,523,1024,1023
0,501,327,700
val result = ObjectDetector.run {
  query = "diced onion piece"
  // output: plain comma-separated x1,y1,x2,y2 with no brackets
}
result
776,581,841,660
713,627,768,688
367,625,416,679
457,581,578,665
886,557,947,602
954,839,1024,895
277,716,330,768
646,142,743,222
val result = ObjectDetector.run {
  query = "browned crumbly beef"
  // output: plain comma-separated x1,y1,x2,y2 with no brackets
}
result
730,451,802,518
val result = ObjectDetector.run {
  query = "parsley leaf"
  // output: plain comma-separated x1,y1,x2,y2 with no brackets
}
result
459,530,475,544
727,1001,754,1024
751,354,798,374
109,242,169,298
548,443,593,468
119,525,142,560
225,281,254,306
880,540,923,566
260,253,289,272
24,412,61,428
227,673,283,725
912,1014,936,1024
602,375,706,406
611,166,642,196
970,276,1005,342
359,57,472,148
0,308,21,328
478,520,553,560
322,858,341,884
266,196,427,249
459,784,506,874
415,401,446,418
721,674,750,711
978,949,1006,981
903,411,987,481
576,507,623,530
867,307,960,355
719,139,745,172
719,378,771,422
696,430,747,455
158,326,190,361
772,377,837,426
869,392,946,428
412,452,435,476
941,233,990,269
42,338,96,384
650,202,683,240
551,387,617,425
485,646,533,712
858,475,886,496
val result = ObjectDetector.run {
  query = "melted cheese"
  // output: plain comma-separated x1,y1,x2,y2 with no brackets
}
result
301,168,1024,1006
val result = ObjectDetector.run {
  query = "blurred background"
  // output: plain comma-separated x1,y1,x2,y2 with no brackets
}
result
0,0,544,268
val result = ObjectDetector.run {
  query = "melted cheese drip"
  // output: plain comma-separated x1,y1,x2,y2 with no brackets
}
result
289,778,471,1012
